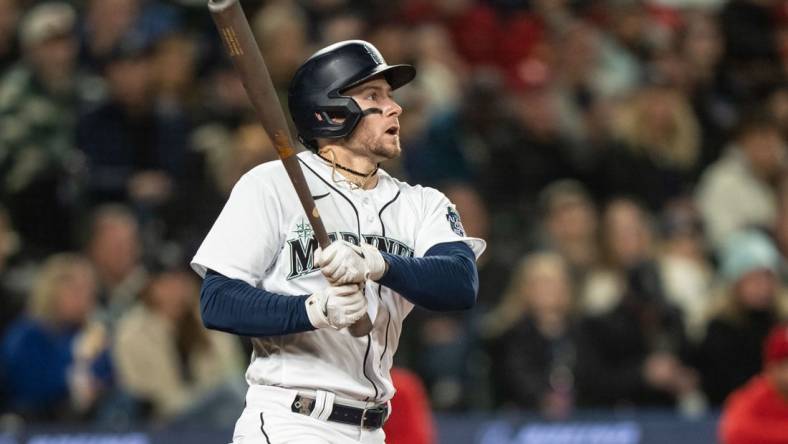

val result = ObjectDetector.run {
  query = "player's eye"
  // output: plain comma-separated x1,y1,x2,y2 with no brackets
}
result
366,92,377,101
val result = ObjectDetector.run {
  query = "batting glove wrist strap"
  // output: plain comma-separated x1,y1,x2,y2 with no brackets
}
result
306,284,367,330
306,292,331,329
360,243,386,281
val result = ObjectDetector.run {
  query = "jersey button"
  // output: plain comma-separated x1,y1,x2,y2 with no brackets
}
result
367,215,375,222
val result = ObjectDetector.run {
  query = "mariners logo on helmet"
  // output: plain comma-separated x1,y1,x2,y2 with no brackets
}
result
287,40,416,150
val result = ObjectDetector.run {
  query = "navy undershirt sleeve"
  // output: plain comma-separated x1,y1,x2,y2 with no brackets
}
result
378,241,478,311
199,270,315,336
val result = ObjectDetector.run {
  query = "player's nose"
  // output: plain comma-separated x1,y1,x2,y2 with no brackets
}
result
384,99,402,117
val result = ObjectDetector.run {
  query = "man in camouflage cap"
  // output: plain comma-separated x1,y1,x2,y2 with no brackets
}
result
0,2,90,254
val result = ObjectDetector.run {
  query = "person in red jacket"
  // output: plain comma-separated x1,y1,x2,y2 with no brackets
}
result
719,323,788,444
384,367,436,444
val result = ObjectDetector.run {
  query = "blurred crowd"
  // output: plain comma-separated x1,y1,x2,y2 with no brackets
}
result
3,0,788,429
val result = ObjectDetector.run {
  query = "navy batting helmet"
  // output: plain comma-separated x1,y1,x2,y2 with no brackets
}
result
288,40,416,150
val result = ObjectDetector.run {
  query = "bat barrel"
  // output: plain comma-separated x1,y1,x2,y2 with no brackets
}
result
208,0,329,244
208,0,296,160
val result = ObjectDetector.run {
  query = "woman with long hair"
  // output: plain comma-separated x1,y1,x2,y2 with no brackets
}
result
113,268,244,422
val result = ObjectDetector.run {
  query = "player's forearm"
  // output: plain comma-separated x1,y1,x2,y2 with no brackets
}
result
200,270,314,336
378,241,478,311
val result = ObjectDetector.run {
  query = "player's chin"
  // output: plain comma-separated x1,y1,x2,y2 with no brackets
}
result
373,138,401,159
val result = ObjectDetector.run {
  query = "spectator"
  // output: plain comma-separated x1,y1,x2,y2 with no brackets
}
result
410,24,465,116
657,200,713,343
550,20,612,157
575,198,703,412
696,114,786,249
113,268,243,422
719,323,788,444
152,32,199,116
580,198,656,315
486,253,577,418
77,34,189,207
407,312,476,411
0,206,24,337
580,6,643,100
384,367,436,444
509,58,583,210
194,60,252,130
696,230,788,405
80,0,141,71
85,205,148,325
678,11,734,170
0,2,87,255
718,0,782,105
0,254,112,420
536,180,599,284
251,1,309,95
0,0,19,70
199,122,278,199
316,11,365,48
404,69,506,190
146,30,212,247
596,83,701,211
79,0,179,73
187,120,279,252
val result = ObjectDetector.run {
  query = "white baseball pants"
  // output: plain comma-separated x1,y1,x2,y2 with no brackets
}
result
230,385,387,444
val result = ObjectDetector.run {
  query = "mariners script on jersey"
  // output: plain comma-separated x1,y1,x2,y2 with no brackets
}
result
191,151,485,403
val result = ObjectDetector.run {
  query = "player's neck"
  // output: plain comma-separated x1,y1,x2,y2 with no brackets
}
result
317,146,380,190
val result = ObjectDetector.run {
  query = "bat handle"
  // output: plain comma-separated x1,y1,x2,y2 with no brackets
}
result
348,313,373,337
317,234,373,337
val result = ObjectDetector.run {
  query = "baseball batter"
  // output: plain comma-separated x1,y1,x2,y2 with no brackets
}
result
191,40,485,444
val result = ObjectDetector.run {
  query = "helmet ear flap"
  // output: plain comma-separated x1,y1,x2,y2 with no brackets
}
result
301,97,363,151
311,96,363,139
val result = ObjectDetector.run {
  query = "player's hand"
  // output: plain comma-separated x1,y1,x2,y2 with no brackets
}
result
305,283,368,330
315,241,387,285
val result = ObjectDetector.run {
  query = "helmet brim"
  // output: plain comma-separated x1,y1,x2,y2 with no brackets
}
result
340,63,416,93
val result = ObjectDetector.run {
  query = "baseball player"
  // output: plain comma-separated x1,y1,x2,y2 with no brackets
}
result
191,40,485,444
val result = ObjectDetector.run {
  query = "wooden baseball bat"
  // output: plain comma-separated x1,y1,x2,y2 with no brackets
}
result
208,0,373,337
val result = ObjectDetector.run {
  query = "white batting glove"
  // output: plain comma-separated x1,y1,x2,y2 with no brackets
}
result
305,284,368,330
315,241,387,284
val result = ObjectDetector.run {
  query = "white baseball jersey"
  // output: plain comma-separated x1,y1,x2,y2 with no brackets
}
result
191,151,485,403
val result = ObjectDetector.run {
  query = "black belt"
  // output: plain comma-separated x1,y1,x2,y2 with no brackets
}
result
291,394,388,430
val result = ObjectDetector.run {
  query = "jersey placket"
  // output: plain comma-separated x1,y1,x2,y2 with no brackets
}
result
353,189,393,401
358,195,379,232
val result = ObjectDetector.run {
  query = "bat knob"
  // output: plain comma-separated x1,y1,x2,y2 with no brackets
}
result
208,0,236,13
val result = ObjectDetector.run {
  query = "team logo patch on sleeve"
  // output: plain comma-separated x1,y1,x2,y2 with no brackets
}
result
446,206,466,236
